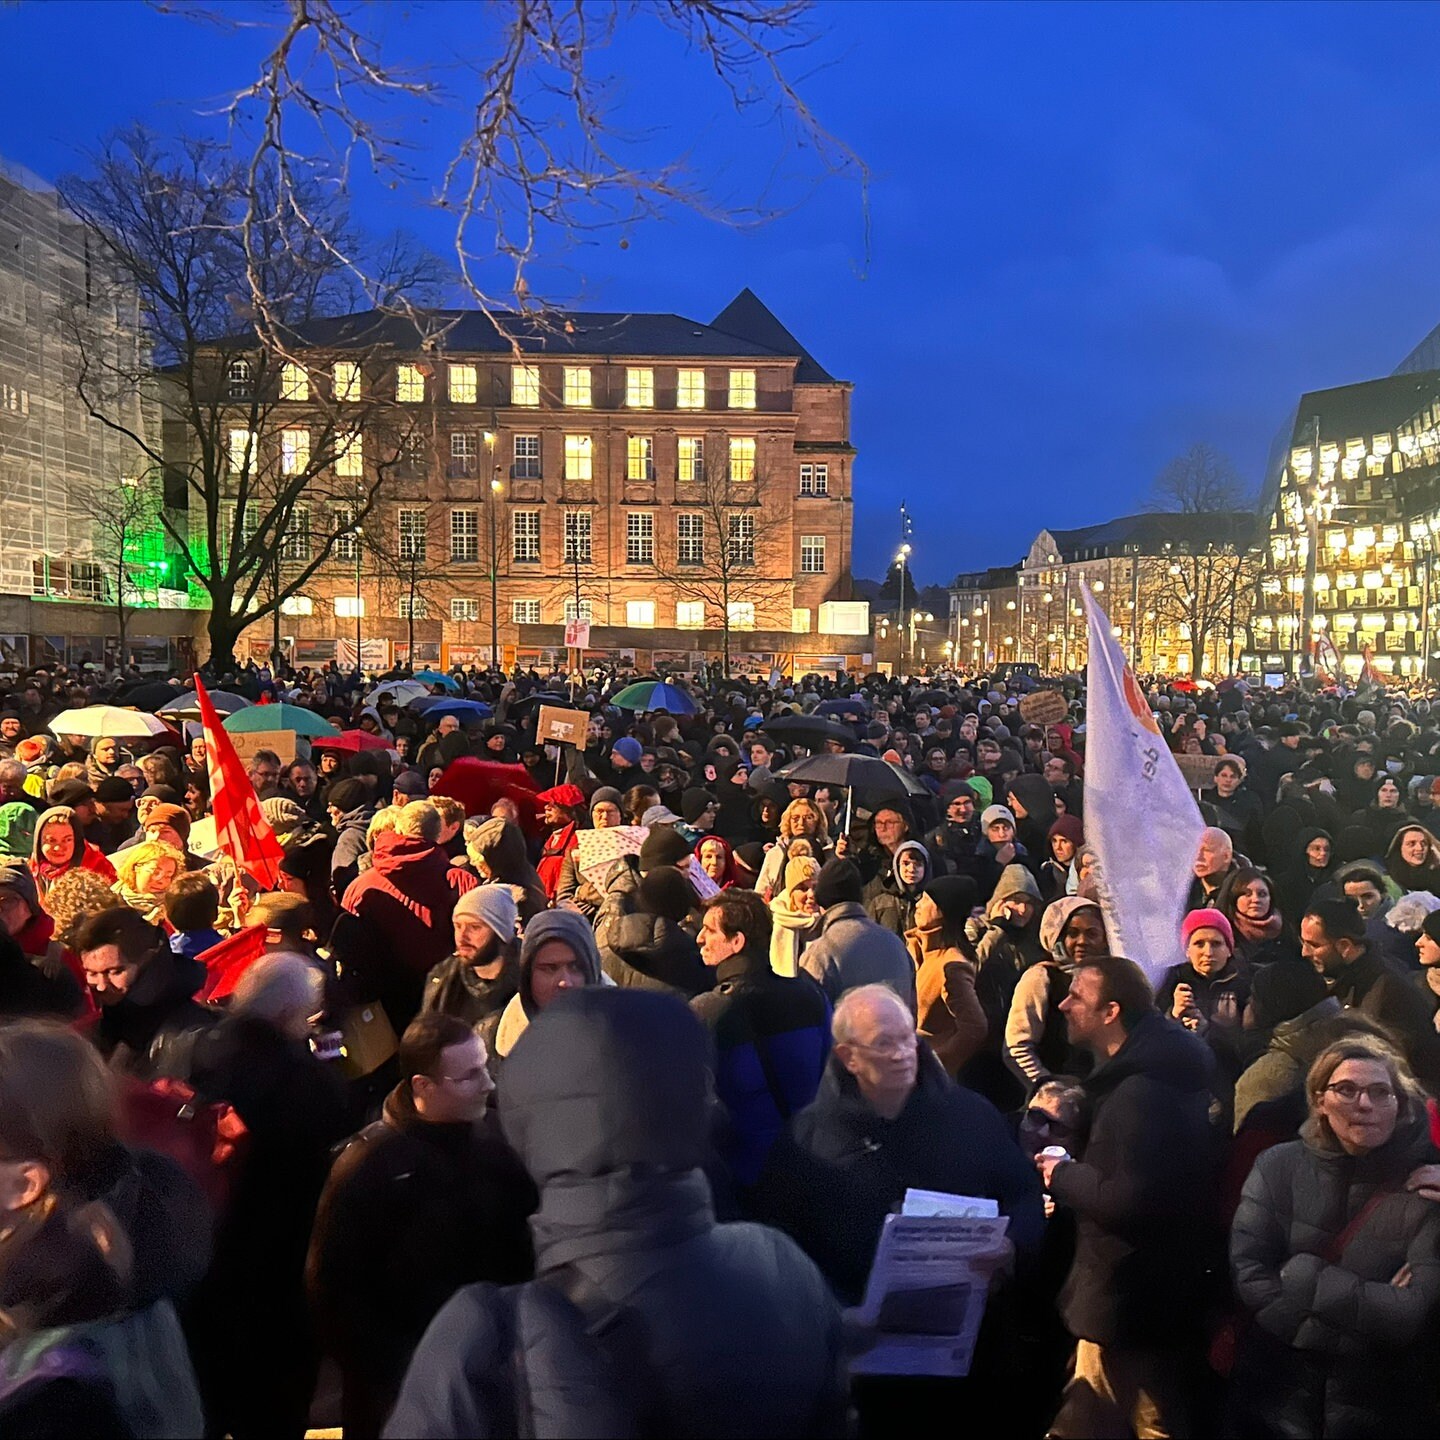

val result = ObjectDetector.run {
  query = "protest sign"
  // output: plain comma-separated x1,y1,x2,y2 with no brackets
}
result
1019,688,1069,726
536,704,590,746
228,729,298,765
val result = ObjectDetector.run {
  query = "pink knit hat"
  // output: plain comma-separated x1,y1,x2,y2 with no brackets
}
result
1181,907,1233,950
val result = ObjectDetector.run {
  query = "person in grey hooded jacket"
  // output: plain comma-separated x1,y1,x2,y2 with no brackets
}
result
384,988,847,1439
798,859,916,1013
491,908,608,1060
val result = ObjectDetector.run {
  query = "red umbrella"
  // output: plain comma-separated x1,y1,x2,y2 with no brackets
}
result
310,729,391,753
433,757,542,837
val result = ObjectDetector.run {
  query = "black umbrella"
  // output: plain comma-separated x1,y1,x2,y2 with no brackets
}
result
815,696,871,719
120,680,188,711
775,753,929,833
506,691,578,720
911,689,952,708
761,713,858,750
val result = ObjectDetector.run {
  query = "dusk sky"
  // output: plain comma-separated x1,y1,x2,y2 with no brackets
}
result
5,2,1440,584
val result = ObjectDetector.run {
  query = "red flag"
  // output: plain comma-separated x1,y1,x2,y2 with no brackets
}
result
194,673,285,889
197,924,268,1003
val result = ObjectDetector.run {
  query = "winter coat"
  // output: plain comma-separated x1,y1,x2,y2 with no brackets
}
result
1047,1012,1219,1346
89,948,214,1082
758,1045,1045,1303
1232,996,1343,1132
385,988,847,1439
420,950,520,1054
862,840,931,939
330,803,376,900
1156,958,1251,1093
307,1081,538,1438
0,930,81,1020
905,921,988,1078
535,821,579,902
1330,945,1440,1093
925,817,985,887
692,948,832,1188
493,909,607,1059
769,897,822,978
797,901,917,1013
1230,1118,1440,1438
601,909,710,998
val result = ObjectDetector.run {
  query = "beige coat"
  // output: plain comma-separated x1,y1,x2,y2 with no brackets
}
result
904,922,988,1077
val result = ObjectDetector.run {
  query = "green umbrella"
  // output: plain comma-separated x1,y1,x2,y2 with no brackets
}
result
223,704,337,739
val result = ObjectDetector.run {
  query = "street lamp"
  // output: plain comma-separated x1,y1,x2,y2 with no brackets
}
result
895,542,912,670
489,474,503,668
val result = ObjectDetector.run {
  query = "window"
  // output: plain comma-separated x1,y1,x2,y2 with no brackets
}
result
279,506,311,562
335,431,363,477
280,595,314,617
1,384,28,414
677,368,706,409
626,512,654,565
512,364,540,406
280,362,310,401
563,510,592,565
727,512,755,566
791,607,812,634
450,508,479,563
626,367,654,408
801,534,826,574
729,436,756,483
280,427,310,476
227,427,255,474
396,364,425,403
450,431,478,477
627,435,654,482
728,369,756,409
676,600,705,629
727,601,756,630
799,462,829,495
448,363,478,404
626,600,656,628
512,509,541,563
564,434,592,482
332,507,357,561
564,597,594,622
333,361,360,402
399,508,428,562
514,433,541,479
678,436,704,483
335,595,365,618
227,358,252,399
677,513,704,566
398,594,429,620
563,366,591,407
512,599,542,625
451,597,480,622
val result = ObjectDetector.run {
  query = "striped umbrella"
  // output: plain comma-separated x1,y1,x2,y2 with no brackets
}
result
610,680,697,715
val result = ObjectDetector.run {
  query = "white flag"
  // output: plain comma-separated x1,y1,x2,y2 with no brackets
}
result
1080,583,1204,983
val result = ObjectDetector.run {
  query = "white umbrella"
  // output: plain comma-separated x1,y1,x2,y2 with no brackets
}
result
366,680,430,707
48,705,171,740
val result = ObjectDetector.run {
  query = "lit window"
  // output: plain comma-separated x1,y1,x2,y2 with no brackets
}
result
398,509,427,562
450,509,479,563
513,434,541,479
728,369,756,409
677,513,704,566
800,534,826,574
398,595,429,620
564,597,594,622
396,364,425,403
676,600,705,629
678,436,704,483
563,366,592,407
626,512,654,566
279,507,311,562
448,363,478,404
335,596,365,618
799,462,829,495
512,364,541,406
626,368,654,408
791,607,811,633
281,363,310,401
565,434,593,482
512,599,542,625
727,512,755,567
280,595,314,616
627,435,654,482
334,431,363,477
333,362,361,402
563,510,592,565
227,427,256,476
626,600,656,628
677,369,706,409
280,427,310,476
512,509,541,563
227,358,252,399
727,601,756,630
729,436,756,483
451,597,480,621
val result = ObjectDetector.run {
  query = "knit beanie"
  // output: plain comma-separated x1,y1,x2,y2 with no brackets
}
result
784,855,820,895
453,883,519,944
392,770,428,799
923,874,979,925
1249,959,1329,1030
1181,907,1234,951
1423,909,1440,946
590,786,622,813
680,788,715,823
813,857,863,910
94,777,135,803
637,866,696,923
326,779,368,813
261,796,307,832
611,737,643,764
145,803,191,843
639,824,692,872
0,859,39,913
1048,814,1085,846
733,842,766,879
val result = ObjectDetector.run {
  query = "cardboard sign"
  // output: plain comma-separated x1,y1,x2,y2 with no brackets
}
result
536,704,590,747
564,619,591,650
1018,689,1069,726
1174,753,1223,791
229,729,299,766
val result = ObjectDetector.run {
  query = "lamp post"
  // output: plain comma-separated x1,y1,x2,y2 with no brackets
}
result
352,524,363,670
895,541,912,672
489,473,503,669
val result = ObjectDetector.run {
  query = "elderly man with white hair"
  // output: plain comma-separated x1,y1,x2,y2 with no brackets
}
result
1187,825,1237,910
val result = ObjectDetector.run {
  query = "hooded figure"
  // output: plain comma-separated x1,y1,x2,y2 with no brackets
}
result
905,875,988,1079
863,838,932,939
0,800,37,860
1385,823,1440,896
466,817,548,922
28,805,117,906
600,866,710,999
1275,827,1335,925
385,989,847,1439
493,909,607,1059
1006,773,1058,857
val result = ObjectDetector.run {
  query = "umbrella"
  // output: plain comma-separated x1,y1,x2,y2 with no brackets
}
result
157,689,252,721
366,680,430,707
574,825,649,883
118,680,189,711
411,697,493,722
611,680,696,715
432,758,542,836
48,706,170,740
310,729,391,753
414,670,461,693
815,697,871,719
776,752,929,805
223,704,338,739
911,689,952,708
761,713,858,749
506,691,573,720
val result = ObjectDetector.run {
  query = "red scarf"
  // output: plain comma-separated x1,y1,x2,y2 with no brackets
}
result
1233,909,1283,945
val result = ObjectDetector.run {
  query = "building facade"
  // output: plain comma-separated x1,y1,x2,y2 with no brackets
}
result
220,290,868,673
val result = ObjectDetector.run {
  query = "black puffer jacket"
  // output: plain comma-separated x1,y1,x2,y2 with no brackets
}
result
600,910,711,998
91,949,214,1081
1230,1117,1440,1438
385,988,846,1439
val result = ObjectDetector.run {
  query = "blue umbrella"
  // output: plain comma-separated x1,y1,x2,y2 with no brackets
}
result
413,669,461,693
611,680,697,715
411,696,492,721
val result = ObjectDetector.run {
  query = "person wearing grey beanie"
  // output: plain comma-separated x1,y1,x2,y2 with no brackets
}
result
420,884,522,1049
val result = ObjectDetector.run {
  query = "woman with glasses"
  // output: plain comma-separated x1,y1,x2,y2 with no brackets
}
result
1229,1037,1440,1437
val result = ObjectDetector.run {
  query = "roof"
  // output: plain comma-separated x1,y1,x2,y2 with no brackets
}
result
1040,510,1259,561
1288,371,1440,446
709,288,837,384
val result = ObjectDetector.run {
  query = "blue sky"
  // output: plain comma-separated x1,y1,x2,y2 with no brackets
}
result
4,1,1440,583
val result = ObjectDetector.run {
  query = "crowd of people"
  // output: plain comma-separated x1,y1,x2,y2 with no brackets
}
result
3,657,1440,1437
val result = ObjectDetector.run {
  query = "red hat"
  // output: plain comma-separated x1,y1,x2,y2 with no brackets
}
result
1181,907,1233,951
536,783,586,808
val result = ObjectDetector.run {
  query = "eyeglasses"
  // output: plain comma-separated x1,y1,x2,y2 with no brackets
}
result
1323,1081,1397,1105
847,1036,917,1060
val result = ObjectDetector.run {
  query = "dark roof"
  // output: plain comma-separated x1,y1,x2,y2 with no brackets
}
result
952,564,1021,589
1289,370,1440,446
1042,510,1259,560
709,288,837,384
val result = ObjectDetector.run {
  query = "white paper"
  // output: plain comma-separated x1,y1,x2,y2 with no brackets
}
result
901,1189,999,1219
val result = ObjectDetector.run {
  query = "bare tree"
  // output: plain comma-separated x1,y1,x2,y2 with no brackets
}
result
649,449,792,677
90,469,163,667
59,130,437,669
